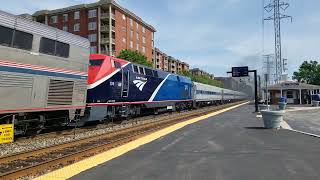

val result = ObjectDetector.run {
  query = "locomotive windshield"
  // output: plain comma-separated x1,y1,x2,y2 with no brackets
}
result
89,59,104,66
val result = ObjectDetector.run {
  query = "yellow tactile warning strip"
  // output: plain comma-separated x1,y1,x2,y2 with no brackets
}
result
35,102,249,180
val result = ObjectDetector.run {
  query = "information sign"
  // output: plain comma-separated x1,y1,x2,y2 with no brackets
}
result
232,66,249,77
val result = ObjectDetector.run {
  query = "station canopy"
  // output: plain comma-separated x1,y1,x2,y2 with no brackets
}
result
266,81,320,90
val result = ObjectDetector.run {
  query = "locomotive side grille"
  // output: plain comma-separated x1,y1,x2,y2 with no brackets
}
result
73,81,87,103
47,79,74,106
0,72,33,88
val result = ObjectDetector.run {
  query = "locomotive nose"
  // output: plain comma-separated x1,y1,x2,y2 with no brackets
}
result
88,58,103,84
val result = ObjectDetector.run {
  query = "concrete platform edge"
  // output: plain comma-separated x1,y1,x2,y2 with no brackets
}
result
34,102,249,180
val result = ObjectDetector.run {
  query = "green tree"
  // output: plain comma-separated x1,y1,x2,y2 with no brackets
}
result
179,70,224,88
292,61,320,85
117,49,152,67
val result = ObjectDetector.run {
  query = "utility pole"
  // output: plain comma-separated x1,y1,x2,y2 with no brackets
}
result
264,0,292,83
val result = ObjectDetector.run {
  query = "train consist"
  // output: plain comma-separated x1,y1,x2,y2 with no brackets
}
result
0,10,247,135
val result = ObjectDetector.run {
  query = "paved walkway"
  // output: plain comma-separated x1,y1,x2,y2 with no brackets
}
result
284,109,320,136
69,104,320,180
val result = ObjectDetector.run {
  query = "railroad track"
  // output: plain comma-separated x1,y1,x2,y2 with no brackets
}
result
0,101,245,180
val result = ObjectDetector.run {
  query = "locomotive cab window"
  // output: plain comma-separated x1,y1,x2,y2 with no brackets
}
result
89,59,104,66
132,65,139,73
114,61,121,69
139,66,145,75
111,59,121,69
0,25,14,47
145,68,153,76
153,70,158,78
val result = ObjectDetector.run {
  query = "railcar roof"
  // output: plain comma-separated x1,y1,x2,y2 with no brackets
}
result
0,10,90,49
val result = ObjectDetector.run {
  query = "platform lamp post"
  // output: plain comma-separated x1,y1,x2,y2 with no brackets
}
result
228,67,259,112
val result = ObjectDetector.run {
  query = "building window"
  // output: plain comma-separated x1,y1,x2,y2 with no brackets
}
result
90,46,97,54
136,43,139,51
88,22,97,30
50,16,57,23
142,46,146,53
62,25,68,31
122,26,126,32
136,32,139,40
74,23,80,31
142,36,146,44
130,41,133,48
136,22,139,30
130,18,133,26
74,11,80,20
122,37,126,43
88,9,97,18
122,14,126,20
88,34,97,42
130,30,133,38
142,27,145,33
63,14,68,22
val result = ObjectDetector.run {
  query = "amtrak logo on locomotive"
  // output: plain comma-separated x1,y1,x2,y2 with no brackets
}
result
133,76,147,91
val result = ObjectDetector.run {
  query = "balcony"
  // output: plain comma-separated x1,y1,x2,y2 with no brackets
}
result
100,13,115,20
101,50,116,56
101,38,115,44
100,25,115,32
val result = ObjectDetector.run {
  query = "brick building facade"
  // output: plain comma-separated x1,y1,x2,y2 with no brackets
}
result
153,48,189,74
32,0,156,61
190,68,214,79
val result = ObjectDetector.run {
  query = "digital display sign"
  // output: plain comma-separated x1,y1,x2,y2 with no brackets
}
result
232,66,249,77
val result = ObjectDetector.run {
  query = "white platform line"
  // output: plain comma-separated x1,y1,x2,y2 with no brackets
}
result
288,129,320,138
281,120,320,138
280,120,293,130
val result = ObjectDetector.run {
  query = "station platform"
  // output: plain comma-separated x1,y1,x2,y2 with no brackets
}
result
43,104,320,180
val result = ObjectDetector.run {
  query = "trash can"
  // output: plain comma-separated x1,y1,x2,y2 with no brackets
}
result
261,110,285,129
312,100,320,107
259,104,270,111
278,96,287,110
278,102,287,110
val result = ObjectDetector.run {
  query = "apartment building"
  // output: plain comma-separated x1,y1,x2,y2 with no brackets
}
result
153,48,189,74
153,48,168,71
190,68,214,79
32,0,156,61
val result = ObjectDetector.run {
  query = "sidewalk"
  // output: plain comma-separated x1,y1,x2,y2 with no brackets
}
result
68,104,320,180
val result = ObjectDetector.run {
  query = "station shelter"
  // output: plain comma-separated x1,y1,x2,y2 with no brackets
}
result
265,81,320,104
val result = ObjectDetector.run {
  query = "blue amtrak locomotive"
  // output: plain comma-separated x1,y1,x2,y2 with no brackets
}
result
83,54,194,122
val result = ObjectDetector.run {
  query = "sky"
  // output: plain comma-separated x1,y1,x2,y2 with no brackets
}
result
1,0,320,78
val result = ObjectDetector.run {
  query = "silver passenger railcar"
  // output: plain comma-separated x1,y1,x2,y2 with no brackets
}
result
0,10,90,135
193,82,246,106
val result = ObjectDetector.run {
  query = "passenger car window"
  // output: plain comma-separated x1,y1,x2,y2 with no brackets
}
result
39,37,70,58
55,41,70,58
13,30,33,50
39,37,55,55
0,25,13,47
